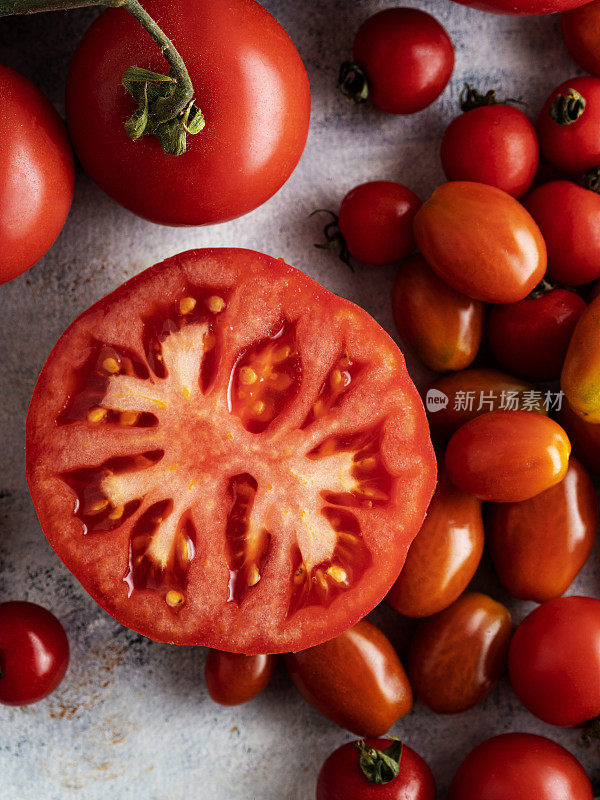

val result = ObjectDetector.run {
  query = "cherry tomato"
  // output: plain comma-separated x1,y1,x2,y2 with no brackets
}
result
408,592,512,714
487,287,587,380
342,8,454,114
0,65,74,285
488,458,597,602
559,401,600,474
537,77,600,175
413,182,546,303
445,410,571,502
387,472,484,618
451,0,590,12
205,650,277,706
317,739,436,800
337,182,422,266
525,182,600,286
448,733,593,800
562,2,600,77
284,619,412,736
509,596,600,726
0,601,69,706
562,294,600,424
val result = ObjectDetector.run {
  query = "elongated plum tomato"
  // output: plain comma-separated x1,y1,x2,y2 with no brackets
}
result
562,2,600,77
392,255,484,372
284,619,413,736
559,401,600,474
562,294,600,424
413,182,546,303
66,0,310,226
205,650,276,705
445,411,571,502
25,249,436,654
387,471,484,618
488,458,597,603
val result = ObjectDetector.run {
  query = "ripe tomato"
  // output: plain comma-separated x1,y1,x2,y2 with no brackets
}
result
205,650,277,705
487,287,587,380
387,472,484,618
559,401,600,474
445,410,571,502
413,182,546,303
66,0,310,226
25,249,436,654
343,8,454,114
408,592,512,714
0,65,74,285
284,619,412,736
488,459,597,603
509,596,600,726
0,601,69,706
392,255,484,372
562,294,600,423
562,2,600,77
316,739,435,800
448,733,593,800
537,77,600,174
337,182,422,266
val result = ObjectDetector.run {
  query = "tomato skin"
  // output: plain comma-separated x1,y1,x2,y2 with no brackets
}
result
205,650,277,705
392,255,484,372
445,410,571,502
413,182,546,303
0,65,74,285
441,104,539,198
338,182,422,266
451,0,590,13
487,288,587,380
352,8,454,115
562,294,600,423
316,739,436,800
448,733,593,800
509,596,600,727
562,2,600,77
488,458,597,602
0,602,69,706
387,472,484,618
559,401,600,474
284,619,412,736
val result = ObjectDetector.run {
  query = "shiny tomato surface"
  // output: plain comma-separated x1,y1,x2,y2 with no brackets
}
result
562,2,600,77
559,401,600,474
205,650,277,705
562,294,600,424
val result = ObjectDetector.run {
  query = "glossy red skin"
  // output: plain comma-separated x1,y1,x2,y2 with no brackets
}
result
316,739,436,800
338,182,422,266
562,2,600,76
205,650,277,705
525,182,600,285
0,602,69,706
559,401,600,474
448,733,593,800
487,288,587,380
441,105,539,198
445,410,571,502
66,0,310,226
352,8,454,115
509,597,600,726
0,65,74,284
537,77,600,174
284,619,413,736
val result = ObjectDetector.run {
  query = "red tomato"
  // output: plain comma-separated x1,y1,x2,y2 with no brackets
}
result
284,619,413,736
0,65,74,285
343,8,454,114
337,182,422,266
509,596,600,726
562,2,600,77
562,294,600,423
205,650,276,705
413,182,546,303
445,410,571,502
448,733,593,800
487,287,587,380
25,249,436,654
559,401,600,474
537,77,600,174
317,739,435,800
66,0,310,226
0,601,69,706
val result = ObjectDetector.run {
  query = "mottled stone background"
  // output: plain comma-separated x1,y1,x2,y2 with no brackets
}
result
0,2,597,798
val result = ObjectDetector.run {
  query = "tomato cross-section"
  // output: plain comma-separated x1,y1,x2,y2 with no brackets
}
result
26,249,436,653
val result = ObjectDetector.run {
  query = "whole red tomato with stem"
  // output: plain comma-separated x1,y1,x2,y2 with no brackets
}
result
559,401,600,474
0,65,73,285
340,8,454,115
562,2,600,77
562,294,600,423
316,738,435,800
205,650,277,705
448,733,593,800
509,596,600,727
441,86,539,198
0,601,69,706
414,182,546,303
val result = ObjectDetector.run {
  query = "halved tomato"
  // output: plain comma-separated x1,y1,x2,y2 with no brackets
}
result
25,249,436,654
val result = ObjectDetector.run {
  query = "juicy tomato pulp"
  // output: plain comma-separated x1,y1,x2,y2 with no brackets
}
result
26,250,436,653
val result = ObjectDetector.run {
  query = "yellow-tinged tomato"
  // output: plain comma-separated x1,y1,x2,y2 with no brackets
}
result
562,294,600,422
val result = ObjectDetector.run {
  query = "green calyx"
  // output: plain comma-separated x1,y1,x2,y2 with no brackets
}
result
338,62,369,105
311,209,352,271
550,88,586,126
355,738,404,785
584,166,600,195
459,83,524,112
